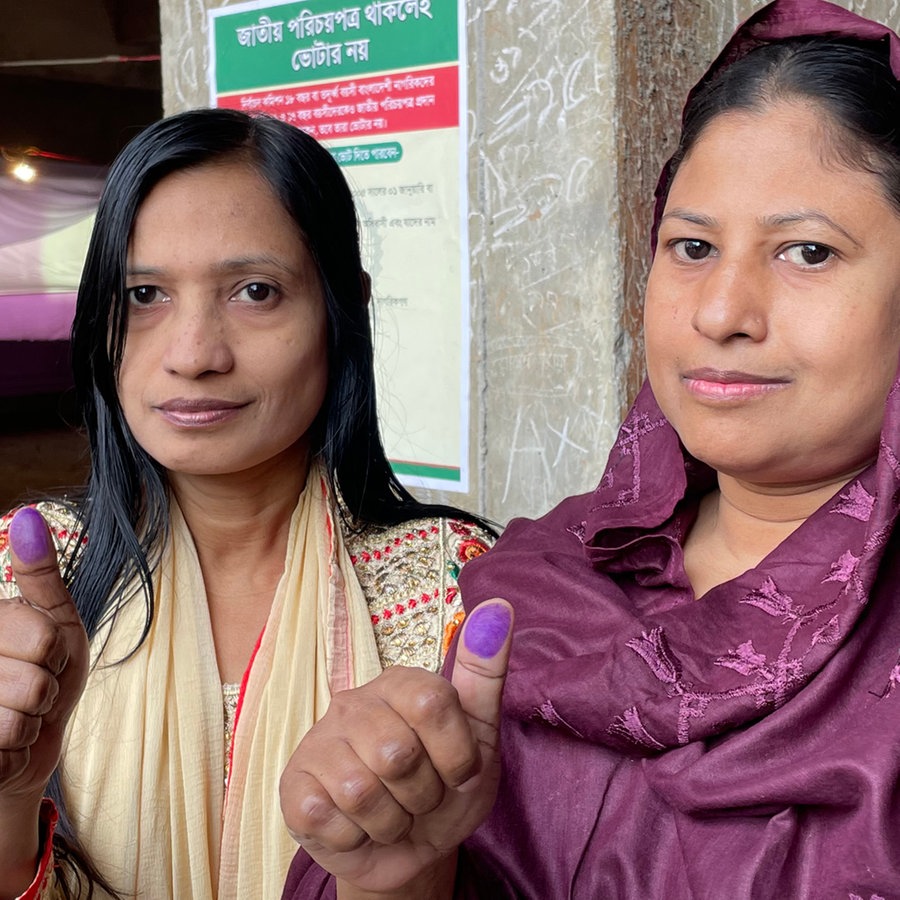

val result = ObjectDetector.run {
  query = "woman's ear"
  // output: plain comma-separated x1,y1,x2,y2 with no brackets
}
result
360,271,372,307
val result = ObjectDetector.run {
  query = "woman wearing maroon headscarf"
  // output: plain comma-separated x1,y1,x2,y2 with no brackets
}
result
279,1,900,896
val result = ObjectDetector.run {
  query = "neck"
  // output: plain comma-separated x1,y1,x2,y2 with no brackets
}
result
715,466,867,535
684,466,867,599
168,448,312,563
166,449,315,682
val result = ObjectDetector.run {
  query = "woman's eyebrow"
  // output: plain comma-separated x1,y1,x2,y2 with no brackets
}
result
211,254,299,275
659,208,862,248
125,264,165,278
658,209,717,228
760,211,861,247
125,255,301,278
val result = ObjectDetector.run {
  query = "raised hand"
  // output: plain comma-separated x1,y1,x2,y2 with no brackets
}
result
280,598,514,895
0,507,89,804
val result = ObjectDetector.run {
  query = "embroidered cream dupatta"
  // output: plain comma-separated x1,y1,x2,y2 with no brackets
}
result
59,467,382,899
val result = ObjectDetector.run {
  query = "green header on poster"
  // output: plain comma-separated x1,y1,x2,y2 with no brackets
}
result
213,1,458,94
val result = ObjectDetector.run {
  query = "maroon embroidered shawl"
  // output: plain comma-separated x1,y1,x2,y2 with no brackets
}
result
283,2,900,897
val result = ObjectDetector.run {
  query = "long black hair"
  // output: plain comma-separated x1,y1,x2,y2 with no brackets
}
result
52,107,493,896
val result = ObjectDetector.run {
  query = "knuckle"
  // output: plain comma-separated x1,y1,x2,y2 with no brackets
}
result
0,663,57,715
29,624,64,666
24,670,59,715
408,681,457,725
340,772,384,816
374,736,422,781
404,783,444,816
0,705,40,750
6,613,66,670
290,789,369,853
296,788,340,831
20,560,60,580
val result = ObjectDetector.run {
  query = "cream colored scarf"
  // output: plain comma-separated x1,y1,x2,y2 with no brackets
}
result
60,467,382,899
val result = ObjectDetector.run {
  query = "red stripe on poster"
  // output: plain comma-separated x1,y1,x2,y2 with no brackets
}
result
217,65,459,140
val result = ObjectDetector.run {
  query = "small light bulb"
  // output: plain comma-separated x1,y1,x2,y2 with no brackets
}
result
11,161,37,183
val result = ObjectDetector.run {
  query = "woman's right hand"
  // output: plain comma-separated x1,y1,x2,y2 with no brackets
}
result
280,599,513,897
0,507,89,804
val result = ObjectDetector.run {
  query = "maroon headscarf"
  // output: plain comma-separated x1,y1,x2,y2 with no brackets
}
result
283,3,900,897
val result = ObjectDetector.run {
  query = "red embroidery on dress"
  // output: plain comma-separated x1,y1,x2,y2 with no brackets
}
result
457,537,487,563
448,520,473,537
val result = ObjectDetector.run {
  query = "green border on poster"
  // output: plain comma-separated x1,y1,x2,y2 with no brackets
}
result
389,461,461,482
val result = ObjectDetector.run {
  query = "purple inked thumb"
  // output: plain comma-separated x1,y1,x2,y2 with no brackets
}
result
7,507,72,618
9,507,54,567
451,599,513,740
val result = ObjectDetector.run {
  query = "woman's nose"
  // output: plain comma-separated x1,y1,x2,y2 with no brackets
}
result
162,302,234,378
691,257,768,343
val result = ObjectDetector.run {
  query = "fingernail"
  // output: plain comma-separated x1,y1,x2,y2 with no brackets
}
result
9,508,51,565
464,603,511,659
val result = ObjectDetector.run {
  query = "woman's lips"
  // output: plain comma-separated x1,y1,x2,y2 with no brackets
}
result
681,368,790,401
154,398,248,427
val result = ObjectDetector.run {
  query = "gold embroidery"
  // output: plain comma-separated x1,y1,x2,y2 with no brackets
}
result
346,518,494,670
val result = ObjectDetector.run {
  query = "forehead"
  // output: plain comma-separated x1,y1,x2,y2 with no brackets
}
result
666,101,896,222
129,160,307,259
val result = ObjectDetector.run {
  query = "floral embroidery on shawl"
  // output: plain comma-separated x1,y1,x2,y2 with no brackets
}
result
872,650,900,700
831,482,876,521
608,705,666,752
626,627,686,694
597,407,670,509
576,377,900,751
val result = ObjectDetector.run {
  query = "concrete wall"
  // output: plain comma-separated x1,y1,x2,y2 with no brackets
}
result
160,0,899,524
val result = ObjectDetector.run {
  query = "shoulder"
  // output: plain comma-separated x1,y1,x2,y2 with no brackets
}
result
344,516,496,671
344,516,495,585
0,500,84,596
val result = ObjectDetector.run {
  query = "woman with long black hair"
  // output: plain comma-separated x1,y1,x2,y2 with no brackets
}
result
0,109,493,899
